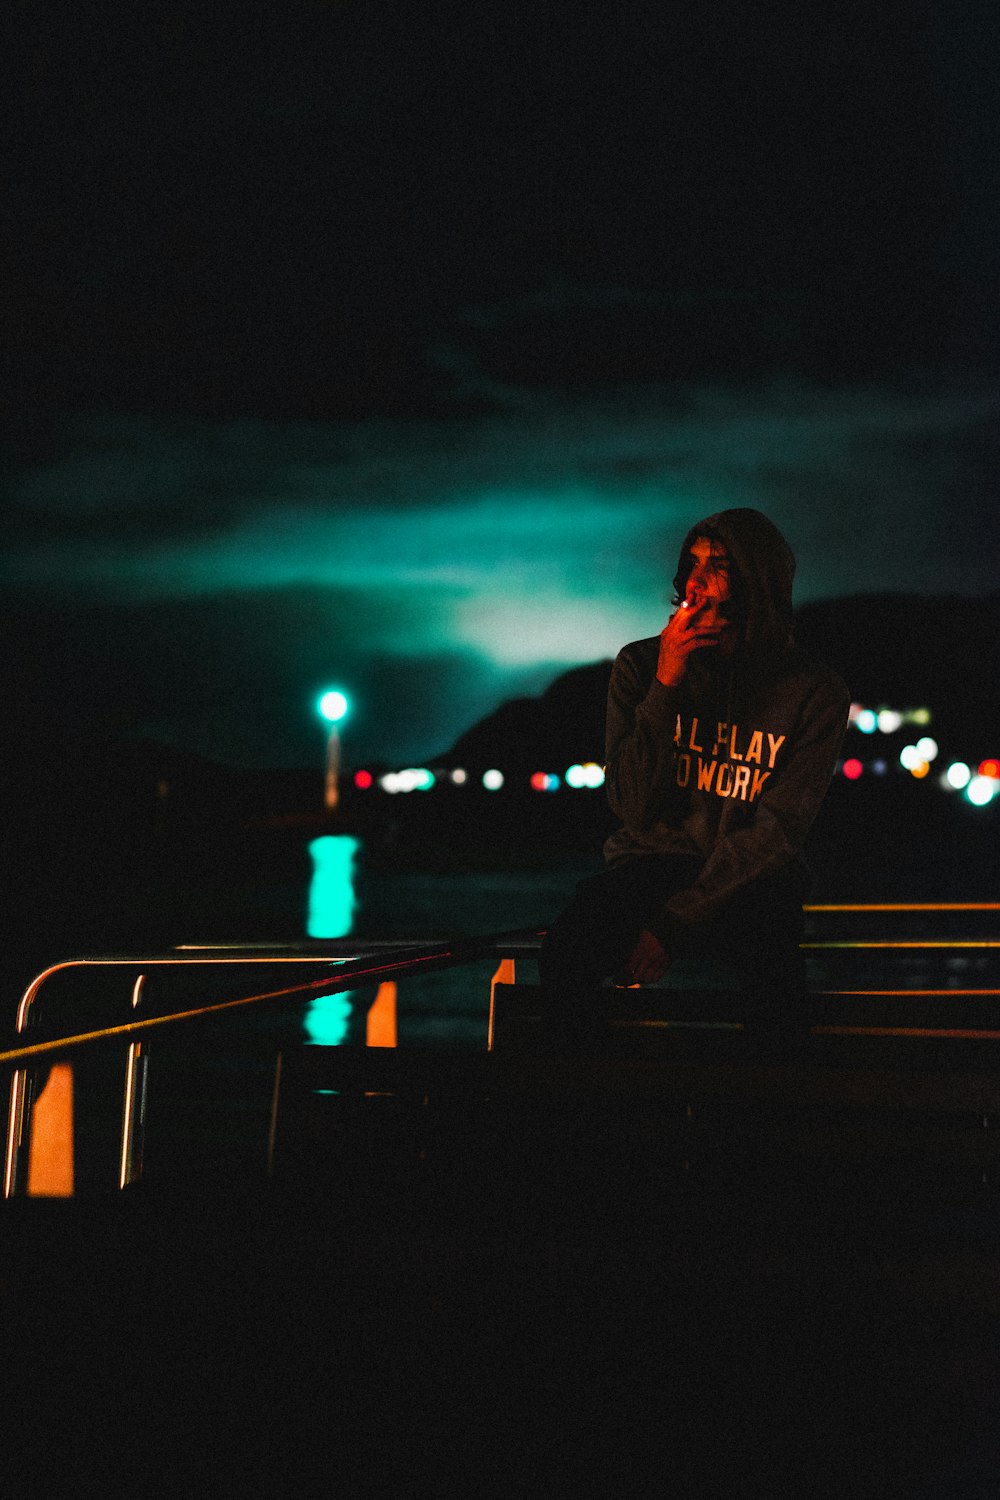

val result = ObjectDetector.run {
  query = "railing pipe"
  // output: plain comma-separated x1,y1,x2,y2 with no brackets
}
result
6,931,548,1064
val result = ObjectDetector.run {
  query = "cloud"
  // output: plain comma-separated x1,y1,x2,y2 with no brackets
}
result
11,375,998,593
7,374,999,764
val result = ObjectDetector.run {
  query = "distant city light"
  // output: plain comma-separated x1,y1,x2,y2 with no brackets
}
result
381,768,434,793
565,762,605,789
361,722,988,805
851,705,932,736
899,742,931,778
317,689,350,723
529,771,561,792
967,775,998,807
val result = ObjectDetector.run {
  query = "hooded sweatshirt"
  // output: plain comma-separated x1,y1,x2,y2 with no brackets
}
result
603,508,850,947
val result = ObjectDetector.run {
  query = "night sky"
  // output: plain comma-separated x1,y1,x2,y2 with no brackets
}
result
5,2,999,768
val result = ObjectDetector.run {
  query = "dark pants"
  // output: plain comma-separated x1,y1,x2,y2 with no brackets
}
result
539,854,808,1044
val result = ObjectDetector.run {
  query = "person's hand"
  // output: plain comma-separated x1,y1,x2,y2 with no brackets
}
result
626,928,670,984
656,600,729,686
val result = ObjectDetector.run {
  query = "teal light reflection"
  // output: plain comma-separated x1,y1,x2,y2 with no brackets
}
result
303,990,353,1046
305,834,360,1045
307,835,359,938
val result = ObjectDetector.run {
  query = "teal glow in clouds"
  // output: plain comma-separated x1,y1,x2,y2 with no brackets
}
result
7,378,998,766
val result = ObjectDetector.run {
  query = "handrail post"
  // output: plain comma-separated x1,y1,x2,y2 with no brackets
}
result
4,1064,76,1198
489,958,517,1051
4,1069,29,1197
119,1042,147,1189
0,931,549,1198
366,982,397,1048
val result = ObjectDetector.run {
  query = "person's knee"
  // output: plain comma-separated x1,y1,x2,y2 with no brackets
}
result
538,924,572,986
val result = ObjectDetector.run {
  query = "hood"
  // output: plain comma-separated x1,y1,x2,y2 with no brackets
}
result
676,506,796,661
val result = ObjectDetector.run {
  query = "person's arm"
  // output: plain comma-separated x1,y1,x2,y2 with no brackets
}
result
604,650,683,831
651,674,851,946
606,604,728,831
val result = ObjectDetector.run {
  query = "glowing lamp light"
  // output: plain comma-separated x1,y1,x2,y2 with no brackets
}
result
482,769,504,791
899,745,921,771
450,768,468,785
353,769,373,790
842,758,863,781
855,710,877,735
319,689,351,810
877,709,903,735
911,708,932,726
565,764,586,789
945,762,971,790
317,689,349,724
967,775,998,807
915,737,939,763
979,759,1000,780
909,760,930,779
872,759,888,775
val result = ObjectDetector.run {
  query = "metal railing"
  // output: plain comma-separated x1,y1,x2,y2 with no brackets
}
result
5,905,1000,1200
799,901,1000,1038
2,931,543,1199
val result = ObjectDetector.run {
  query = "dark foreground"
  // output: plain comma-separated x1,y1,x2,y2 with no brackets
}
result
3,1032,1000,1497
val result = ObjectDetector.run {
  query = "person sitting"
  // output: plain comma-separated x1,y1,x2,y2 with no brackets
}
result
539,507,850,1054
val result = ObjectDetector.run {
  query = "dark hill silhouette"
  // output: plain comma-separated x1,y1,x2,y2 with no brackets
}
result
441,593,1000,769
446,661,612,774
795,593,1000,750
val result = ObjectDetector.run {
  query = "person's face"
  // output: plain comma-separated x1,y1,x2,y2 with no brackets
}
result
684,536,739,652
685,536,732,609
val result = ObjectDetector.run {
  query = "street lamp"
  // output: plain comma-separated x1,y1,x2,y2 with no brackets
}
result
317,689,350,810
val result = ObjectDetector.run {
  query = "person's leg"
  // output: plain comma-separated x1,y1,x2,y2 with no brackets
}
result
539,855,701,1043
709,863,810,1052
